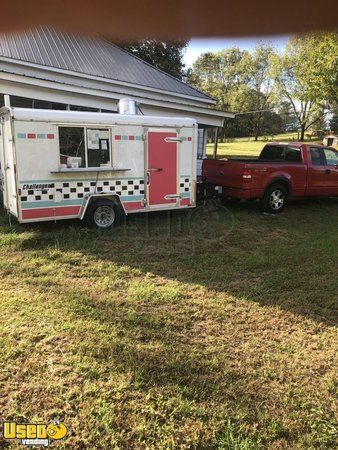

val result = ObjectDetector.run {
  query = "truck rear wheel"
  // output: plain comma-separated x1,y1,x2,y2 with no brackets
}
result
261,184,288,214
84,199,123,229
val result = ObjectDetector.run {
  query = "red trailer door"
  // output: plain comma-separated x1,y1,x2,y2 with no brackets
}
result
147,130,178,207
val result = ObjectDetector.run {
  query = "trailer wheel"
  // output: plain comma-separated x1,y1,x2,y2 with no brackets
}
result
84,200,122,229
261,184,288,214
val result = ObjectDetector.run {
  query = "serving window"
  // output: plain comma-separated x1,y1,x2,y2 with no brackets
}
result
87,129,110,167
59,127,86,167
59,126,111,168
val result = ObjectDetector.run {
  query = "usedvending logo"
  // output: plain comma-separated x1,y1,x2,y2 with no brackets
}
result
2,420,67,447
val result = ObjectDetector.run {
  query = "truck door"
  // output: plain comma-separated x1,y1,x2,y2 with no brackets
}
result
322,148,338,196
307,147,330,196
146,129,178,207
1,117,18,216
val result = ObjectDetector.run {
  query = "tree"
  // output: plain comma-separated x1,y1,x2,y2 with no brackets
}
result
277,101,298,132
188,45,279,140
187,48,246,112
273,32,338,140
188,48,250,139
329,112,338,133
239,45,277,140
116,39,189,79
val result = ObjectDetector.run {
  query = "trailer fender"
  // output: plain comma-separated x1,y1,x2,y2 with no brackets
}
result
80,194,126,220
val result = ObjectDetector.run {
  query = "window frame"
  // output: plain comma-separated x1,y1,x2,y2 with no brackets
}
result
259,144,302,163
58,125,112,169
310,147,326,166
58,125,86,168
323,147,338,167
284,146,302,163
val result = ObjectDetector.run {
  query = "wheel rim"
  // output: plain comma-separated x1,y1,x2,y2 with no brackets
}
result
94,205,115,227
269,189,284,210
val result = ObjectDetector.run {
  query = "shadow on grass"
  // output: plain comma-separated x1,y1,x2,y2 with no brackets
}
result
4,197,338,327
1,199,337,448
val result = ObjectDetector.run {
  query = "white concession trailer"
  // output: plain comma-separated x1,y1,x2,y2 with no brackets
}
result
0,106,198,228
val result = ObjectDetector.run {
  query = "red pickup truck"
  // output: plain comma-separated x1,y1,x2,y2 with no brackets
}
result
202,142,338,213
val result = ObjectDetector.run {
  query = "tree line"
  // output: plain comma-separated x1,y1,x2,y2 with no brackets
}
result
187,33,338,141
115,34,337,141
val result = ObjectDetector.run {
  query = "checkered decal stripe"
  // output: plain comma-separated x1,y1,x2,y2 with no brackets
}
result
20,179,145,203
179,177,190,194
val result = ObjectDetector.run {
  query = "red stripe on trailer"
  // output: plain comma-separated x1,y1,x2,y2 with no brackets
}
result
115,135,121,140
27,133,36,139
128,135,135,140
124,201,144,210
47,134,55,139
187,137,192,141
22,206,81,220
180,198,190,206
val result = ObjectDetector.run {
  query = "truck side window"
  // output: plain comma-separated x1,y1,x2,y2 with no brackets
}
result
59,127,86,167
259,145,286,161
323,148,338,166
310,148,324,166
284,147,302,162
86,129,110,167
260,145,278,160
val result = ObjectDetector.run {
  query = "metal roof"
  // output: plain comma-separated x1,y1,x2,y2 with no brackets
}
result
0,27,212,101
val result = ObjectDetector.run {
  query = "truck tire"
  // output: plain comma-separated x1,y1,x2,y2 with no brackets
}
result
261,184,288,214
84,199,123,229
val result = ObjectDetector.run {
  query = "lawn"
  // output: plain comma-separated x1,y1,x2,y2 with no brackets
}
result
206,133,324,158
0,196,337,449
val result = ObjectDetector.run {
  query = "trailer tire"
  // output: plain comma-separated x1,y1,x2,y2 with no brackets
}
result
261,184,288,214
84,199,122,229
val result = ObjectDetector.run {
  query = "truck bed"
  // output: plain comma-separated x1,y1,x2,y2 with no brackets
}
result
202,157,308,197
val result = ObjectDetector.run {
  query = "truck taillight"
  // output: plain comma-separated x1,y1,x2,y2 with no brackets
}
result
242,169,252,180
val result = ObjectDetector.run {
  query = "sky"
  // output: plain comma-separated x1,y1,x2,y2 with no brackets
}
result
183,35,289,68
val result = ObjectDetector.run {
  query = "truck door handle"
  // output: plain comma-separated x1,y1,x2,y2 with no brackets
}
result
325,169,331,174
148,167,163,172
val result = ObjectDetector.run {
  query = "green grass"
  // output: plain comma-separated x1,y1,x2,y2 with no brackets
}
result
0,197,337,449
206,132,323,158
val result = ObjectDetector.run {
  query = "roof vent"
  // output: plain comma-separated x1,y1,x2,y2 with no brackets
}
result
118,98,137,115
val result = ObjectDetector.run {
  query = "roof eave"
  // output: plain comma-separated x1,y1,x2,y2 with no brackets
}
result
0,56,216,105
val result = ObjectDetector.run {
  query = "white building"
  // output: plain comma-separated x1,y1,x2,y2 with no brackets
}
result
323,135,338,147
0,27,233,135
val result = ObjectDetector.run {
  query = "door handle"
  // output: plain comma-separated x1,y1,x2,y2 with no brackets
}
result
164,137,182,143
325,169,331,174
148,167,163,172
164,194,180,199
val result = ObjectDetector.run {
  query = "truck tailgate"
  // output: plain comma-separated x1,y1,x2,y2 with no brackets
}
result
202,159,245,189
